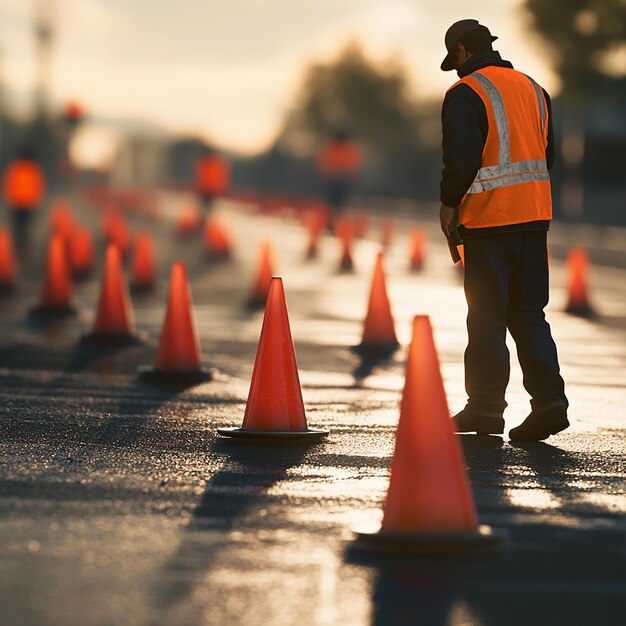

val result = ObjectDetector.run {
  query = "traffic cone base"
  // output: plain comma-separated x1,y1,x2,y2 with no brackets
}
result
338,253,354,273
304,210,323,260
131,283,154,295
217,427,328,440
305,243,318,260
29,303,76,319
565,303,595,318
207,249,231,262
352,524,505,557
247,293,267,310
72,270,92,282
138,364,214,384
336,217,355,273
352,339,399,359
81,330,144,347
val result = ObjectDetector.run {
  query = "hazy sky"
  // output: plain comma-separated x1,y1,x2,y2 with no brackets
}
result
0,0,557,155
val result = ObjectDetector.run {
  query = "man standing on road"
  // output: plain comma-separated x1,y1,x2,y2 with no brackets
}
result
439,19,569,441
2,147,46,256
195,146,229,216
317,128,362,229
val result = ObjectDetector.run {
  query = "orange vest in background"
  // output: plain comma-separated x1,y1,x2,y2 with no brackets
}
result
195,155,229,196
2,160,46,210
317,140,362,179
451,65,552,229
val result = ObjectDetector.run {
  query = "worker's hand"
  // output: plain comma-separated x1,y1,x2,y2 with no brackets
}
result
439,203,456,239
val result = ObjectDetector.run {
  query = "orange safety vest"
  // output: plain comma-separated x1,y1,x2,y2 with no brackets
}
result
2,160,45,210
451,66,551,229
317,140,362,179
195,155,229,196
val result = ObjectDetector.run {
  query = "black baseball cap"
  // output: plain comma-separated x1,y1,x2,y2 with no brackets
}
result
441,19,498,71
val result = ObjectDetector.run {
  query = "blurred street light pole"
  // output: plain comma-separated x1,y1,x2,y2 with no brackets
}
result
34,0,54,123
30,0,60,190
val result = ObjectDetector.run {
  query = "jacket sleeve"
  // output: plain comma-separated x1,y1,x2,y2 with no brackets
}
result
440,84,487,207
543,88,555,171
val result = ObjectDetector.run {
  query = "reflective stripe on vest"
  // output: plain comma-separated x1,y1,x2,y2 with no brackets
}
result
467,72,548,195
449,66,553,228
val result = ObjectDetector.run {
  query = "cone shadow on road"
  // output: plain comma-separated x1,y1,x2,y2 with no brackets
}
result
88,379,188,450
351,352,397,383
152,439,311,616
65,337,146,372
366,563,464,626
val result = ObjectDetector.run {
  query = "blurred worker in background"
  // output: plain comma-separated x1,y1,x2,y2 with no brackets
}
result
317,128,362,227
2,147,46,255
195,147,230,214
438,19,569,441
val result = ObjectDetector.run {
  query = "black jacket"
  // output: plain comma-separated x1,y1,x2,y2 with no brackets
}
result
440,51,554,238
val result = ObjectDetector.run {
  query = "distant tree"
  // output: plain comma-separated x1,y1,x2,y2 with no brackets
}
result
277,42,419,156
525,0,626,95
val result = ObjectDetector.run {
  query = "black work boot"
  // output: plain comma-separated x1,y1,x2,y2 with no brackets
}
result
453,406,504,435
508,404,569,442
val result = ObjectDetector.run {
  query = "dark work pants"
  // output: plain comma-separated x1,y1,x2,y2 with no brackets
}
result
11,210,33,257
199,193,215,215
326,180,351,211
463,230,567,415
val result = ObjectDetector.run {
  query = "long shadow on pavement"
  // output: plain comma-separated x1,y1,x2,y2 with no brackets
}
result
152,438,312,619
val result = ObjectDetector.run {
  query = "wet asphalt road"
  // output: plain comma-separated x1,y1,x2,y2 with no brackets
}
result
0,195,624,626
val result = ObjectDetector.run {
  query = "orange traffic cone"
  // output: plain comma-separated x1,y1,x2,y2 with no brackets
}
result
409,228,426,271
565,247,594,317
305,210,323,259
31,235,75,317
380,218,395,249
176,201,202,235
0,229,18,292
49,199,74,241
203,218,231,260
219,277,328,440
101,206,120,240
354,211,370,239
247,241,274,309
353,315,504,555
139,262,212,383
316,204,331,232
355,253,399,357
83,244,137,344
111,218,132,257
69,226,94,280
336,217,354,272
131,231,156,292
102,207,131,256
